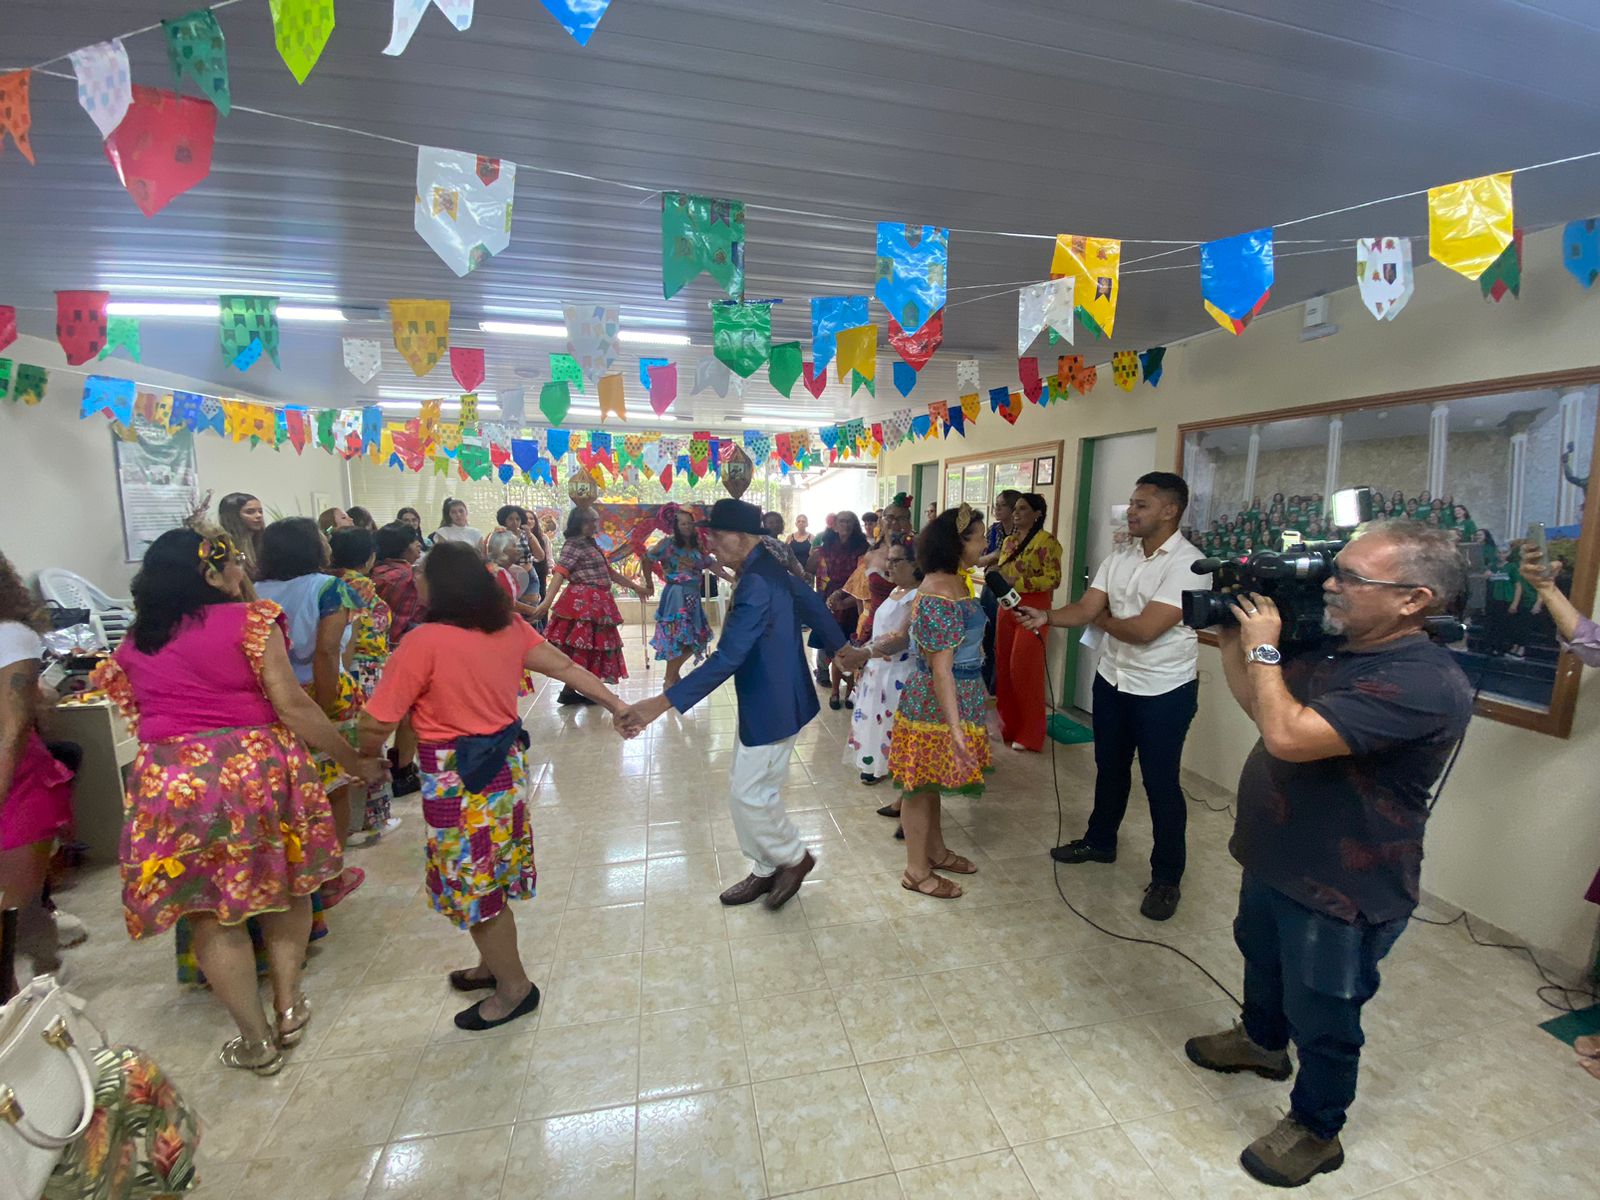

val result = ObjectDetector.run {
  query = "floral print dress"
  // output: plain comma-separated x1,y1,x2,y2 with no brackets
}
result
845,589,917,779
648,539,712,662
888,593,992,795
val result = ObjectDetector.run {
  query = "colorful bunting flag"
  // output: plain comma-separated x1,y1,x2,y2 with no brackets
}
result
56,291,110,366
547,352,583,391
98,316,141,362
450,346,485,392
69,40,132,140
14,365,47,406
103,87,218,216
768,342,802,397
947,404,965,436
875,223,948,334
0,71,34,164
640,356,669,391
1355,237,1415,322
1200,228,1274,335
343,338,382,383
0,307,14,353
961,394,980,423
802,361,827,399
662,192,746,300
1050,235,1121,338
693,356,734,397
1112,350,1139,391
999,392,1023,424
599,372,626,421
80,375,135,423
956,359,980,398
457,441,492,481
1140,347,1166,387
647,363,677,416
537,0,613,45
360,404,384,451
835,325,877,382
1429,173,1514,282
162,10,231,114
540,380,571,426
458,393,479,428
1018,357,1042,403
563,302,619,384
390,299,450,376
1018,277,1074,353
811,295,869,373
0,359,10,401
909,414,930,441
499,386,525,427
1563,219,1600,288
893,360,918,397
1480,229,1523,303
711,302,772,377
386,0,475,57
414,146,516,277
886,310,943,371
851,371,875,397
268,0,335,84
219,295,280,369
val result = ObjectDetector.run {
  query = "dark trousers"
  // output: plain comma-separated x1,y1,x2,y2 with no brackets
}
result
980,587,999,694
1236,872,1407,1140
1083,674,1198,884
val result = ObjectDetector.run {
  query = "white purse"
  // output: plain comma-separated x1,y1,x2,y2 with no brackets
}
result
0,976,105,1200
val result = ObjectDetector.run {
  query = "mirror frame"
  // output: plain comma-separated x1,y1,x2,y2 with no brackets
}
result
1176,367,1600,738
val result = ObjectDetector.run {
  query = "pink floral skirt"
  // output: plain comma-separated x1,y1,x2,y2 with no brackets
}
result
0,729,73,850
120,723,342,940
545,584,627,683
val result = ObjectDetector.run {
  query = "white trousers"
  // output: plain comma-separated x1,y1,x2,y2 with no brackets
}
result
729,735,804,877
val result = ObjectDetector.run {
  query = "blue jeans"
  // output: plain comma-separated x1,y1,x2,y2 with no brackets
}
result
1235,872,1407,1139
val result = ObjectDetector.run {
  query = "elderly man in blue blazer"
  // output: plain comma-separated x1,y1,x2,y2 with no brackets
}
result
619,498,849,909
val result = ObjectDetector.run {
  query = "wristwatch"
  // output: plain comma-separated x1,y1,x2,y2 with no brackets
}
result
1245,644,1283,666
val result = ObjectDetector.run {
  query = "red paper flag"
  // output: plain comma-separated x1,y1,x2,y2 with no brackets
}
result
659,464,673,491
0,71,33,164
450,346,485,392
56,291,110,365
103,87,217,217
887,310,944,371
284,409,308,454
775,432,792,465
0,305,15,353
872,422,884,448
1018,356,1042,403
802,362,828,399
1000,392,1023,424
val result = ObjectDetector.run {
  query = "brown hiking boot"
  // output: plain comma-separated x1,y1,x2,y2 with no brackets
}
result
1185,1023,1293,1080
719,873,775,906
1240,1116,1344,1188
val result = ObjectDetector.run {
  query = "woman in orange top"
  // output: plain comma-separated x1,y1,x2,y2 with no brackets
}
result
994,493,1064,753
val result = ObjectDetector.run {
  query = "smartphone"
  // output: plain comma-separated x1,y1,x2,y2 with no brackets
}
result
1526,522,1547,559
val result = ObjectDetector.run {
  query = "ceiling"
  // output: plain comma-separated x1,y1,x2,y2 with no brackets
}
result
5,0,1600,430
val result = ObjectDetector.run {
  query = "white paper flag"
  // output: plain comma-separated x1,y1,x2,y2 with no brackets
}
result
884,408,914,450
693,357,733,397
1018,277,1074,354
498,386,525,428
384,0,474,56
342,338,383,384
563,302,620,385
414,146,516,277
955,358,981,397
1355,237,1415,322
69,40,131,139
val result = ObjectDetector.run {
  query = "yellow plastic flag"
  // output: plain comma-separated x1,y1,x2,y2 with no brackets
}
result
1428,173,1513,281
390,298,450,377
1050,235,1121,338
961,394,980,422
835,324,877,382
598,373,626,421
1112,350,1139,391
268,0,335,85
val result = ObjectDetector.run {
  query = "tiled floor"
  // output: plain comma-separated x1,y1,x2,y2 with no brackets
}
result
54,638,1600,1198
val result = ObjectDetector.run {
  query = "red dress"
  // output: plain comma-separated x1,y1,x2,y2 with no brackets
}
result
544,537,627,683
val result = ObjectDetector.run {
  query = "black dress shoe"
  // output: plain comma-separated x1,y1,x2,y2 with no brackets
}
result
392,764,421,797
1049,839,1116,865
448,968,496,992
454,983,540,1030
1140,882,1181,921
720,873,775,906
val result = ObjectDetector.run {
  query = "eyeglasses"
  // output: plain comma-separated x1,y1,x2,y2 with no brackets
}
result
199,534,236,568
1328,561,1422,591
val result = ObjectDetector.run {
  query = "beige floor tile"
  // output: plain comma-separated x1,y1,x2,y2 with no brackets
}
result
232,1147,383,1200
540,952,642,1026
642,891,731,949
503,1105,637,1200
522,1016,640,1119
644,852,726,898
1092,940,1240,1015
574,823,649,865
368,1125,513,1198
833,975,955,1063
174,1066,307,1163
392,1033,531,1139
647,820,716,857
779,1176,903,1200
566,861,649,907
811,920,915,985
312,978,452,1059
960,1034,1113,1143
858,1050,1007,1171
729,930,824,1000
1012,1126,1169,1198
723,890,812,938
642,940,739,1012
186,1160,248,1200
360,924,480,986
262,1048,421,1154
896,1149,1038,1199
924,963,1045,1046
552,901,645,960
1000,951,1132,1031
1121,1102,1278,1200
638,1002,750,1099
636,1086,767,1200
753,1066,892,1193
1055,1017,1211,1122
740,986,856,1081
798,873,888,927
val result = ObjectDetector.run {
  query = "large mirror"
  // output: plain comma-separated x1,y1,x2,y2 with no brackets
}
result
1178,370,1600,736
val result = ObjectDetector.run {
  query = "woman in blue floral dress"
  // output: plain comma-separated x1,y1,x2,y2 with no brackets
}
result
646,506,732,688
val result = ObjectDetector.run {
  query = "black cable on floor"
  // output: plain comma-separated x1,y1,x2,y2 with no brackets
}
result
1410,909,1600,1014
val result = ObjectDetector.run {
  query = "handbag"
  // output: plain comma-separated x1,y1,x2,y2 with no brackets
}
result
0,975,105,1200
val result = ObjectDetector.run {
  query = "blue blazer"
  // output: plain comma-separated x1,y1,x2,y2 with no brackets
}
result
665,544,849,746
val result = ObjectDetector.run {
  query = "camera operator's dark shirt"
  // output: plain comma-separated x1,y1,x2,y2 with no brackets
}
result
1230,633,1473,924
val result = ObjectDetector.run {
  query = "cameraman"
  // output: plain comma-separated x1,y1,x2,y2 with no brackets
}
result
1185,519,1473,1189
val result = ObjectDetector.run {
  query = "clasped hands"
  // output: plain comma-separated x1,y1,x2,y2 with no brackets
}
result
614,692,672,738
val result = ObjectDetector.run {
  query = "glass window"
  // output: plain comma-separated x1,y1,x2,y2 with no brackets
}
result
993,458,1034,494
963,463,991,507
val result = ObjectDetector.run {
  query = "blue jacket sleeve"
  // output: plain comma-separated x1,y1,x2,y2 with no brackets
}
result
788,573,850,656
664,571,771,714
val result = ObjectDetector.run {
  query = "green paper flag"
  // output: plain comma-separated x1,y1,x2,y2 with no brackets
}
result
662,192,746,300
315,409,335,451
768,341,802,397
458,442,492,480
268,0,335,85
711,302,772,378
851,370,875,397
1480,230,1523,303
98,316,141,362
540,380,571,426
163,9,231,114
0,358,12,401
15,364,47,405
219,295,280,369
550,352,585,392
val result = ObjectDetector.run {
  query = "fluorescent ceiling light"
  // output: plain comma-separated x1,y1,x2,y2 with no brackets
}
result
617,330,691,346
106,301,345,322
380,401,501,414
478,320,690,347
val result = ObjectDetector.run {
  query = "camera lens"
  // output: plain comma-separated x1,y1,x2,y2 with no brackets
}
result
1181,590,1237,630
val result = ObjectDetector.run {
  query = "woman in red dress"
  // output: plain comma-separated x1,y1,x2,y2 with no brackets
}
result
532,507,647,704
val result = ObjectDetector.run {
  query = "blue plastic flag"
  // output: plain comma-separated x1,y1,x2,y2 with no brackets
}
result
811,295,869,373
537,0,612,45
1563,218,1600,288
989,385,1009,413
640,356,669,390
893,360,918,397
1200,227,1274,330
80,375,135,423
875,224,948,335
545,428,571,460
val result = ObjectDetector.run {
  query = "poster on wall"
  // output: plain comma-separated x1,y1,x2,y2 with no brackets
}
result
114,420,200,562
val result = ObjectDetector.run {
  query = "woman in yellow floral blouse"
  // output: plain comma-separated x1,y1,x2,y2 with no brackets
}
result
995,493,1063,752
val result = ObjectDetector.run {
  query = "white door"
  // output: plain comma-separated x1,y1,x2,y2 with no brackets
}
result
1074,430,1158,711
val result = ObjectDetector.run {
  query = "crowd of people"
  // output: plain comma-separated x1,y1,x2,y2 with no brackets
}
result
3,472,1595,1192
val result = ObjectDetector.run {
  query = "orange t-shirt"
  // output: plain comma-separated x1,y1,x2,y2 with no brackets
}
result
366,619,544,742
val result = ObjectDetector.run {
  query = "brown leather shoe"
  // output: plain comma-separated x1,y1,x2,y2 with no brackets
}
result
763,851,816,910
719,873,775,906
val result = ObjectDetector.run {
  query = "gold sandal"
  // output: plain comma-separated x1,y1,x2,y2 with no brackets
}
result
930,851,978,875
901,870,962,899
276,996,312,1048
220,1035,284,1076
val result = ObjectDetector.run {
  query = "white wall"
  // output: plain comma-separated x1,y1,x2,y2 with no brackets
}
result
0,333,348,589
880,224,1600,974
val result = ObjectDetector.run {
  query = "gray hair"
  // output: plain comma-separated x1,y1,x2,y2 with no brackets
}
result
1358,519,1465,609
485,529,520,563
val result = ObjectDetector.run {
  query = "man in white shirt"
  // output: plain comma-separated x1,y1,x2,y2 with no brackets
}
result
1017,472,1210,921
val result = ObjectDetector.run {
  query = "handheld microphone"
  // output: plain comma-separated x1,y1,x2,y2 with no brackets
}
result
986,570,1045,637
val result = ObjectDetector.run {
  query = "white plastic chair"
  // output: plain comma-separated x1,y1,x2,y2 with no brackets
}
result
36,568,134,649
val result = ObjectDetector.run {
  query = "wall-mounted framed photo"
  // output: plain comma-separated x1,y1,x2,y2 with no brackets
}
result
1177,368,1600,738
1034,454,1057,488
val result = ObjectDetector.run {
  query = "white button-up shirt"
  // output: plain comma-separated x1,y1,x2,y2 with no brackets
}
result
1088,530,1211,696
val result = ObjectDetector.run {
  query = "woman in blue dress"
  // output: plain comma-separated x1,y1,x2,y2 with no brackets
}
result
646,507,733,688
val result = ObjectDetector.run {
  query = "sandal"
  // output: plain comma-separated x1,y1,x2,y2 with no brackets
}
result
1575,1035,1600,1058
930,851,978,875
275,996,311,1048
901,870,962,899
219,1035,284,1076
320,867,365,909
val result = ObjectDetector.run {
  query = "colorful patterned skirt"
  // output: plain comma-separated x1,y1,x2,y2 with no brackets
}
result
846,651,916,778
651,579,711,662
546,584,627,683
306,671,365,797
419,740,536,929
351,656,394,828
120,723,343,941
888,666,992,796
